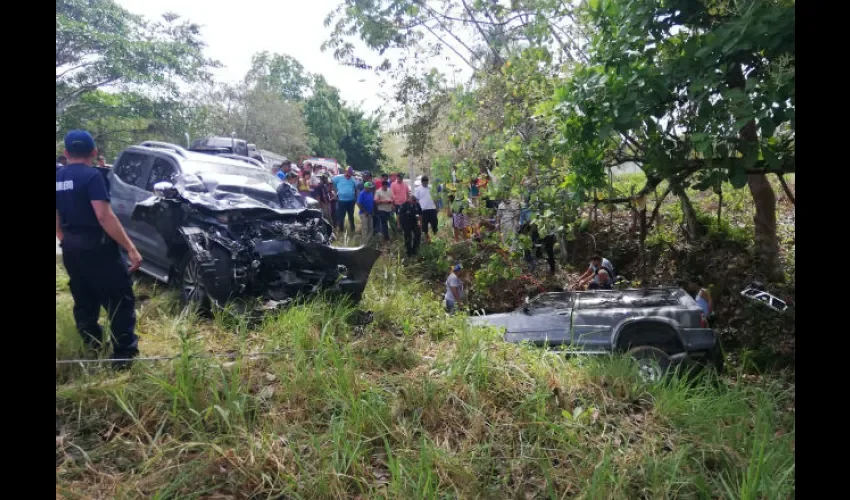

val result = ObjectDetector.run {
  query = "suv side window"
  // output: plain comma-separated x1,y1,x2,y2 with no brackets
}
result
146,158,178,192
113,152,149,188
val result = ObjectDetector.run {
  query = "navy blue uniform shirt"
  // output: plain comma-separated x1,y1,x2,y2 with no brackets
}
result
56,163,110,247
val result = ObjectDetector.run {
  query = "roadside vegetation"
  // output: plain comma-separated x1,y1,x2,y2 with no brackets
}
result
56,0,794,496
56,251,794,498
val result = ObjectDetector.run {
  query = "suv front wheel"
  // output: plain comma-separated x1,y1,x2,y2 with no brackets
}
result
175,246,234,310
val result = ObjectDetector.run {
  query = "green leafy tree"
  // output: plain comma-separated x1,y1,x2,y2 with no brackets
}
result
303,76,349,163
56,0,217,117
547,0,794,277
341,109,387,172
244,51,312,101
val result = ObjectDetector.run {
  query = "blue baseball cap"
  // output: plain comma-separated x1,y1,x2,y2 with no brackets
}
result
64,130,96,155
453,263,462,272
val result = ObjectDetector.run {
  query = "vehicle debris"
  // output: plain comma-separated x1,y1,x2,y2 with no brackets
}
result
740,281,789,313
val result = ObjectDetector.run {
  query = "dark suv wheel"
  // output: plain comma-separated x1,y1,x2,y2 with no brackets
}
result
627,346,672,383
175,246,234,310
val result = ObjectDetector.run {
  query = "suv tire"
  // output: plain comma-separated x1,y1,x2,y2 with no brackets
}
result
627,345,672,383
176,245,234,310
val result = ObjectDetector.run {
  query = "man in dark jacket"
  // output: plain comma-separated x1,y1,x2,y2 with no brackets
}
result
56,130,141,369
398,193,422,256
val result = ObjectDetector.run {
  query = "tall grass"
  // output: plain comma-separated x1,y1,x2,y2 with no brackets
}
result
56,260,795,498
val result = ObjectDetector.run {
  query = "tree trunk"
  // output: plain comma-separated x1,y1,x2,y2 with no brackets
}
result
747,173,781,280
728,63,782,281
672,183,700,242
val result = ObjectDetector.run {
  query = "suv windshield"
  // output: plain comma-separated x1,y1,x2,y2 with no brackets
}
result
524,292,573,312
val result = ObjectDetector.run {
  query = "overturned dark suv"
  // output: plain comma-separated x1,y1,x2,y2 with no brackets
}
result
109,142,379,307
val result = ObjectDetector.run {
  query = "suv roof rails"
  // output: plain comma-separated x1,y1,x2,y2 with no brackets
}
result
216,153,265,168
138,141,188,158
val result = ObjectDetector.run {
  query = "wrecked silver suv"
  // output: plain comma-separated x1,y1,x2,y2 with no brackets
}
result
109,142,380,308
470,288,723,382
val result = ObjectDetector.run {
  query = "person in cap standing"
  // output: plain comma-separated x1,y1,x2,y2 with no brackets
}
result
373,178,394,245
56,130,141,369
356,181,376,245
414,175,438,243
332,166,358,233
398,192,422,257
445,263,464,313
286,171,299,189
312,173,332,221
356,170,372,197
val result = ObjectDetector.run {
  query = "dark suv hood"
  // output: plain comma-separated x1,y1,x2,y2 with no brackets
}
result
176,172,304,215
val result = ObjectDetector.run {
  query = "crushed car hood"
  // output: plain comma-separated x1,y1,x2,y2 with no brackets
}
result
176,172,301,214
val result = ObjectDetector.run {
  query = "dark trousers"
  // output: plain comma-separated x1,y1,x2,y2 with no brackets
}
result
525,234,556,274
421,209,438,237
375,211,391,240
62,245,138,358
402,223,421,256
336,200,355,232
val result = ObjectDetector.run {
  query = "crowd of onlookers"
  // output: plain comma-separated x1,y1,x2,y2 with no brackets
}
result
268,159,512,257
268,160,531,259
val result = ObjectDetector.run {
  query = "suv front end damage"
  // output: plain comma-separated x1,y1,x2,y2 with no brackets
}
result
132,179,380,307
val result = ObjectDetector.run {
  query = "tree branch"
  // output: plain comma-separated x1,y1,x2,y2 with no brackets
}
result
776,173,795,205
417,3,480,68
647,185,673,229
460,0,504,66
56,61,97,80
56,76,121,117
422,23,477,70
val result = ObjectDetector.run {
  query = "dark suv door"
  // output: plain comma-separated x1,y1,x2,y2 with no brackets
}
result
110,151,153,242
139,155,181,268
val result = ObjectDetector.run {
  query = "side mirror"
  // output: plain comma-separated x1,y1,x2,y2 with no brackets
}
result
153,181,179,200
305,196,320,209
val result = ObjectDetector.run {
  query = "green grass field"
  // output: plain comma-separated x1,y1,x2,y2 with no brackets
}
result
56,251,795,499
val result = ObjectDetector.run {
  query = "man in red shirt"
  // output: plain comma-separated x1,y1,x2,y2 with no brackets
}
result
391,173,409,228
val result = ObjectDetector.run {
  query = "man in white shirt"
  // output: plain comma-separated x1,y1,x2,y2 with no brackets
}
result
414,175,438,243
576,254,615,289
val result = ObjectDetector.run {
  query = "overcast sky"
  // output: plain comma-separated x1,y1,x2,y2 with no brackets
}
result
116,0,395,114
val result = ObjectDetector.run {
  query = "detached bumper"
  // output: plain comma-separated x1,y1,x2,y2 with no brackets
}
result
255,244,381,302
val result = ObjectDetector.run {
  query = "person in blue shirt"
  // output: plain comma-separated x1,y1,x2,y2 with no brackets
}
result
332,166,358,233
356,181,375,245
56,130,142,369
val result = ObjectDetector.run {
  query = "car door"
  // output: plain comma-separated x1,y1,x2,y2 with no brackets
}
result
109,151,153,243
503,293,574,347
569,293,633,353
136,154,181,269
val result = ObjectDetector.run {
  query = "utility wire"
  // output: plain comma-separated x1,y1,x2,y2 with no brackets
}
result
56,347,319,365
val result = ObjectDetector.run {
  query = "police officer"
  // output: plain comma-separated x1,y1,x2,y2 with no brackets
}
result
56,130,142,369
